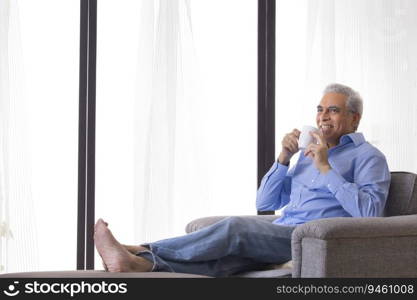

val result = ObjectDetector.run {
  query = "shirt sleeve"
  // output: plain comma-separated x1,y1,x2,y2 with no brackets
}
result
322,153,391,217
256,162,293,211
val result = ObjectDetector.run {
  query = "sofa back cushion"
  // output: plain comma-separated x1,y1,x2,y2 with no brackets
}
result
384,172,417,216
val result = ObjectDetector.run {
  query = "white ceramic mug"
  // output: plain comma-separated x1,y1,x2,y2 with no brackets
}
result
298,125,319,149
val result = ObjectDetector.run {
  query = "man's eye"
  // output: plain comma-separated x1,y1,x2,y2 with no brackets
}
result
329,108,339,113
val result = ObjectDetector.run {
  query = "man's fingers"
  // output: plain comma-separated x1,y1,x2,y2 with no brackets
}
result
305,143,316,151
310,131,325,145
292,129,301,138
283,135,299,152
289,139,298,151
281,130,302,157
304,144,312,156
285,144,297,154
304,144,318,156
304,149,313,159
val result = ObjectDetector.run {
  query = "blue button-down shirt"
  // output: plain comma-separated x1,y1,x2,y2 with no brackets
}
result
256,133,391,225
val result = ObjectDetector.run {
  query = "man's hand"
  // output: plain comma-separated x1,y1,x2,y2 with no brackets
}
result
304,132,331,174
278,129,301,165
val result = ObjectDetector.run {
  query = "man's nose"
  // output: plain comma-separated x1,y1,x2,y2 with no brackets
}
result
319,111,330,121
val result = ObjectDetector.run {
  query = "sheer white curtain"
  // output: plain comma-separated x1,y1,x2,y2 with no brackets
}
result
132,0,210,242
132,0,258,243
96,0,256,259
95,0,206,247
276,0,417,173
0,0,38,273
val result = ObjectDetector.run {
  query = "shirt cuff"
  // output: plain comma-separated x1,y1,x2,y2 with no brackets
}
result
322,169,346,195
268,162,289,179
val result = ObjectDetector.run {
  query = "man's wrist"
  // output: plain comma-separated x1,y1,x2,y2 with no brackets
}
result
277,158,290,166
278,160,290,166
278,153,290,166
319,164,331,174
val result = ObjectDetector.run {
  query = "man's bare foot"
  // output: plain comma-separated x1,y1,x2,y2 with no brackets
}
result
123,244,149,254
94,219,153,272
94,221,148,255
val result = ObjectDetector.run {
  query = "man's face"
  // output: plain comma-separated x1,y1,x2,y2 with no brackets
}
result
316,92,360,147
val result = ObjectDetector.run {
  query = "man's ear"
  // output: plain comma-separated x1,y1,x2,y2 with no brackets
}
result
352,113,361,130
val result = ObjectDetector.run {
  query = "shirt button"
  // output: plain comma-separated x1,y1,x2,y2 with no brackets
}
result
311,179,314,183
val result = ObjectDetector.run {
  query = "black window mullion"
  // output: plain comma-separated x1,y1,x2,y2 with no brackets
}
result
257,0,275,215
85,0,97,270
77,0,97,270
77,0,88,270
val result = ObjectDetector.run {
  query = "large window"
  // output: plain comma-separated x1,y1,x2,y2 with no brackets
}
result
2,0,258,272
95,0,257,267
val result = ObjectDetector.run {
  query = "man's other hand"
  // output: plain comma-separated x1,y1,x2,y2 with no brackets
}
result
304,132,331,173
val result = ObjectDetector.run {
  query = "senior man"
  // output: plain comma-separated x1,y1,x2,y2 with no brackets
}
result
94,83,391,277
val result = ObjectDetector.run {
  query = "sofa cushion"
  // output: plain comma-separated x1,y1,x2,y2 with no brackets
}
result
233,268,291,278
385,172,417,216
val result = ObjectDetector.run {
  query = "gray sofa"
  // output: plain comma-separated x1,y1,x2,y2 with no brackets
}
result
2,171,417,278
186,171,417,278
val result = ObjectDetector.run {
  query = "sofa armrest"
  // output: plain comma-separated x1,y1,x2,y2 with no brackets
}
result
185,215,279,233
291,214,417,277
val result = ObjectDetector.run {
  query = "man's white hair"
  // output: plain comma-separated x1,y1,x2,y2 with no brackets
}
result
323,83,363,117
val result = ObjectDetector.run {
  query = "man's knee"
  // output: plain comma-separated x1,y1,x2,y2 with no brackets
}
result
222,216,249,232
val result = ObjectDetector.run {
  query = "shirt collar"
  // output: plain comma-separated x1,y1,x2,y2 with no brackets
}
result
339,132,365,147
